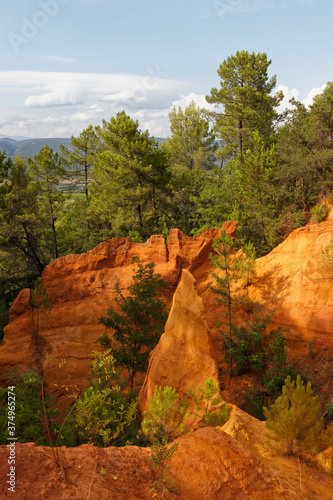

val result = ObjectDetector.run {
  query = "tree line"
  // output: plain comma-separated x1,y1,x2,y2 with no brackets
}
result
1,50,333,332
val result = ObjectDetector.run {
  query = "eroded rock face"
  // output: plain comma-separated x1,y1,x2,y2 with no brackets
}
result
139,269,219,413
0,226,231,396
1,424,332,499
247,212,333,350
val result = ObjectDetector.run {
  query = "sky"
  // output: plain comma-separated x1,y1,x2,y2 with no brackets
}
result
0,0,332,139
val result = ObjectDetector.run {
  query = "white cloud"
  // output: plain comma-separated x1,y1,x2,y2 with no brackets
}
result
0,70,190,138
275,85,300,113
103,89,148,104
301,83,326,107
43,56,77,64
171,92,215,111
0,71,328,139
275,83,327,113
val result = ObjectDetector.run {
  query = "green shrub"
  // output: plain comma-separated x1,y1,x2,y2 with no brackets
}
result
0,370,58,445
142,385,189,444
230,316,271,375
241,389,268,421
60,350,138,447
310,203,329,223
148,440,179,498
188,377,230,427
264,375,323,455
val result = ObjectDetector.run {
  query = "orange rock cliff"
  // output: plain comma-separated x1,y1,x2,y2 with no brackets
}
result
1,213,333,397
1,215,333,499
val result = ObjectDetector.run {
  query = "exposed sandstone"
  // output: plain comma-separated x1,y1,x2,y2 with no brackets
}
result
139,269,219,413
0,226,230,396
1,422,332,499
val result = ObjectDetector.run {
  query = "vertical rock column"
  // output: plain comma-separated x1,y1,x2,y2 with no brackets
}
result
139,268,219,412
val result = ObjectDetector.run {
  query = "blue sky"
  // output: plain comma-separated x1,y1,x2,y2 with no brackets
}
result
0,0,332,138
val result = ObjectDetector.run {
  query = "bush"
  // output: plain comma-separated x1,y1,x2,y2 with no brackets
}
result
264,375,323,455
0,370,58,445
230,316,271,375
188,377,230,427
142,386,189,444
60,350,138,447
310,203,329,223
241,389,268,421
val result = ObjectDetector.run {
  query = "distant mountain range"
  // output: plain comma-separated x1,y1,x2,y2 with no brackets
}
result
0,137,73,160
0,136,167,160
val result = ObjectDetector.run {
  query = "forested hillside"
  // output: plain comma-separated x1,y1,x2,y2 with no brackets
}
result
1,50,333,338
0,137,72,160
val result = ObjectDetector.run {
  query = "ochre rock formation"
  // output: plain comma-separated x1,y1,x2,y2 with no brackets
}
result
139,269,219,413
0,226,233,396
1,422,332,499
247,211,333,350
1,211,333,398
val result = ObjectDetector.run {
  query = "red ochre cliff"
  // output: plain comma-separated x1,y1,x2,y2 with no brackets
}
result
1,212,333,398
1,217,333,499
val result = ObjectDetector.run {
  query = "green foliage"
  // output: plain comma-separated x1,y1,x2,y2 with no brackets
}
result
60,350,138,447
142,385,190,444
0,156,52,276
91,111,171,240
60,124,102,200
230,316,271,376
100,257,168,389
206,50,283,155
188,377,230,427
264,375,323,455
148,440,179,498
28,145,67,260
325,401,333,421
209,230,256,377
275,83,333,219
262,329,296,400
241,389,268,421
310,203,329,223
0,370,58,445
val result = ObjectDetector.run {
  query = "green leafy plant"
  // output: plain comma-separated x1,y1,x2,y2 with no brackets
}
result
310,203,329,223
262,328,296,400
229,315,272,376
148,440,179,498
264,375,323,455
188,377,230,427
60,350,138,448
142,385,190,444
0,369,58,445
241,389,268,421
142,385,188,498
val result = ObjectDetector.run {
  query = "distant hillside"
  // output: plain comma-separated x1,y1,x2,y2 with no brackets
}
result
0,136,167,160
0,137,72,160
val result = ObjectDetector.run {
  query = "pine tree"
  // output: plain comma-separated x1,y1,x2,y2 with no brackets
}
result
28,146,66,260
60,125,102,200
100,257,168,389
264,375,323,455
91,111,171,240
206,50,283,156
142,385,189,444
209,231,256,377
